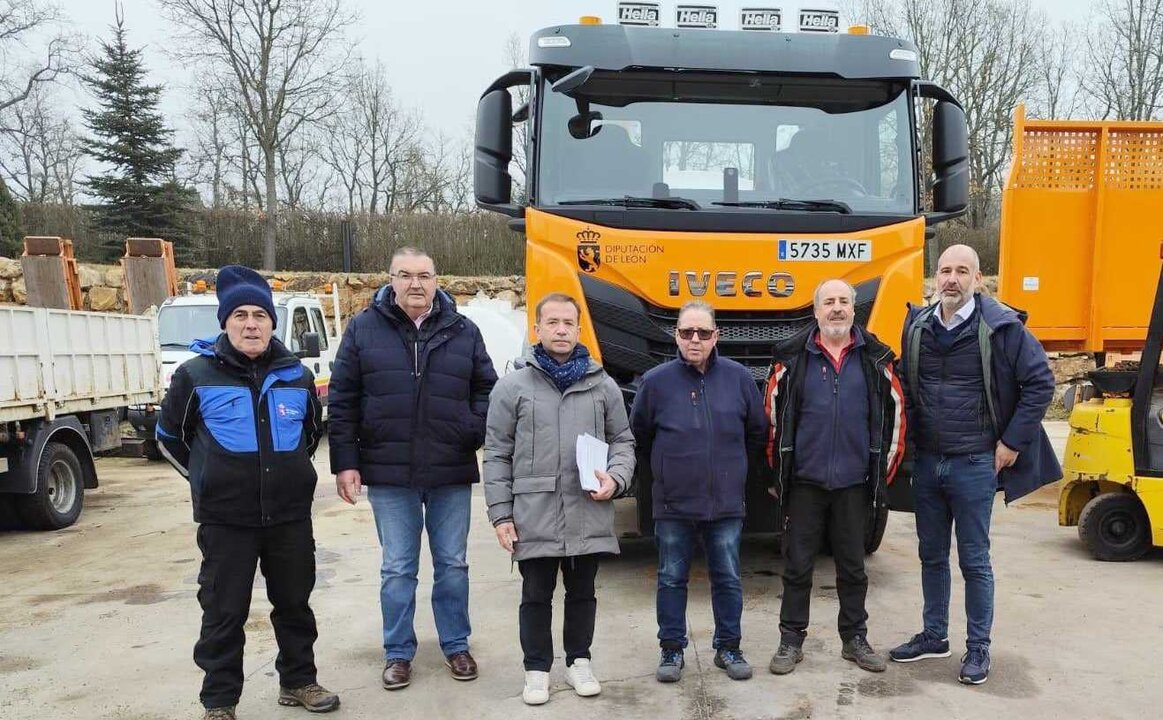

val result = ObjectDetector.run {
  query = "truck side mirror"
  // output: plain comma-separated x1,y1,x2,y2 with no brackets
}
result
932,100,969,214
301,332,321,359
475,88,517,215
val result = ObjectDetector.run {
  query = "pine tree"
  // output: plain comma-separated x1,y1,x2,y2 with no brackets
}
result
82,11,190,262
0,177,24,258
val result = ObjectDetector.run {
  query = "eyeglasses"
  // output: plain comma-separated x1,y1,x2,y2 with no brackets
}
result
676,327,715,340
393,271,435,284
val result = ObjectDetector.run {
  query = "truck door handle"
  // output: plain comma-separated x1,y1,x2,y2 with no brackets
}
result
314,363,320,373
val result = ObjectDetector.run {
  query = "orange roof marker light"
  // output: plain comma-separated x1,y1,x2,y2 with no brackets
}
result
193,280,208,294
579,16,602,25
270,279,286,291
848,25,870,35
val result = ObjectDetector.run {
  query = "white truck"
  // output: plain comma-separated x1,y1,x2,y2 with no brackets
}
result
128,289,341,459
0,306,162,529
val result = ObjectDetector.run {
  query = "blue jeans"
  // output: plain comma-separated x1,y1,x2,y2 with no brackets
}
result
655,517,744,650
913,451,996,650
367,484,472,661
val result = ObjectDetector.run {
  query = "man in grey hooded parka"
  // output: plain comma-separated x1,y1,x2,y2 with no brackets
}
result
484,292,635,706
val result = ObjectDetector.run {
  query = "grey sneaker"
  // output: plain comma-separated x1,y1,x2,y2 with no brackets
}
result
713,648,753,680
277,683,340,712
656,648,684,683
203,708,236,720
768,642,804,675
842,635,887,673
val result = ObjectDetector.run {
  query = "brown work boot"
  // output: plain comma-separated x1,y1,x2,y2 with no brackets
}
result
445,651,478,681
382,659,412,690
278,683,340,713
202,708,235,720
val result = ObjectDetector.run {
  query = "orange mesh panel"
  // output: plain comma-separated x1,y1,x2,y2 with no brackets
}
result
1106,130,1163,190
1012,129,1098,190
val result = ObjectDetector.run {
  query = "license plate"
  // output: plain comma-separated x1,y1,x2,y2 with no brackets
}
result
778,239,871,262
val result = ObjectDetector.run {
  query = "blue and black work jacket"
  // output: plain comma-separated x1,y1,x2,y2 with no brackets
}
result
157,334,323,527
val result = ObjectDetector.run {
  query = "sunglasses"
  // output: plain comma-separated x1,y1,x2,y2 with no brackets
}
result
676,328,715,340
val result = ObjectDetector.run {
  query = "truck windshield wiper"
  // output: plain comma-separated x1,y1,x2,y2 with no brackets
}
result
161,342,191,350
559,195,701,210
713,198,852,214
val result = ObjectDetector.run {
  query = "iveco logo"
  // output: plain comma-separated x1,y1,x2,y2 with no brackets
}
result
668,271,796,298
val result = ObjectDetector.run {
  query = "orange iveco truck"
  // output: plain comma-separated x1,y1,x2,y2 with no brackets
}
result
472,7,970,546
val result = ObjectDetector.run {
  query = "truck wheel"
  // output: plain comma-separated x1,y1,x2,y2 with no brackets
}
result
17,442,85,530
142,439,163,462
1078,492,1151,561
865,506,890,555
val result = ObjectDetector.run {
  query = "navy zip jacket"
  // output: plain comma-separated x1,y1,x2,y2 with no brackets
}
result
766,325,907,510
899,294,1062,503
629,349,768,522
795,331,872,489
327,286,497,488
157,334,323,527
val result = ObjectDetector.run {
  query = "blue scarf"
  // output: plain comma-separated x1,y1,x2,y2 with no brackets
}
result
532,343,591,393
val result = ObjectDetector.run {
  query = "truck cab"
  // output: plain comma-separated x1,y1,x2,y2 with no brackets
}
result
473,7,969,540
128,289,341,456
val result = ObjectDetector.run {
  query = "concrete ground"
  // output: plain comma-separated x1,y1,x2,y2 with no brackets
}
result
1,422,1160,719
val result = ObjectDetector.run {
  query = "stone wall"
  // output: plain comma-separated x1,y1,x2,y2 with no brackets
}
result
0,257,526,320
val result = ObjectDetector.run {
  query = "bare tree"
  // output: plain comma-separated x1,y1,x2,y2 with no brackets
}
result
0,0,74,116
442,135,474,214
159,0,356,269
318,69,369,214
854,0,1044,228
186,80,233,208
503,32,529,202
1031,21,1084,120
277,133,328,211
0,82,84,204
1083,0,1163,120
317,59,424,215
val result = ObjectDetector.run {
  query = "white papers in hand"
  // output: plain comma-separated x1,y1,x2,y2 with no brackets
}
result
575,433,608,493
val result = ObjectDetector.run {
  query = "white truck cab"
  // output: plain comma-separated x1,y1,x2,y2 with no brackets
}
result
129,287,342,457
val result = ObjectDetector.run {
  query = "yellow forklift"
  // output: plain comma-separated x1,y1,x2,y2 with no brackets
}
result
1056,261,1163,561
998,107,1163,561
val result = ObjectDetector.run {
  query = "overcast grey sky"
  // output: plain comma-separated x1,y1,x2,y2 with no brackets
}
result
58,0,1098,144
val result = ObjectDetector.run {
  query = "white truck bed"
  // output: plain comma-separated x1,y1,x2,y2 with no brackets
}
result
0,306,162,424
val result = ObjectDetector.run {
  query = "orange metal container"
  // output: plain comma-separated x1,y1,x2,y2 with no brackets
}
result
999,105,1163,352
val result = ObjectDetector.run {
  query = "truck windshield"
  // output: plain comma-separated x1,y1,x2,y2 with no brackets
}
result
158,305,288,349
537,73,915,214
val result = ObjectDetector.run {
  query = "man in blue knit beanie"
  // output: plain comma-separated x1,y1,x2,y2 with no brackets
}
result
216,265,278,330
158,264,337,719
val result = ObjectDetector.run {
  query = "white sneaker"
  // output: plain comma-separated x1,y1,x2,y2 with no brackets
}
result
523,670,550,705
564,659,602,697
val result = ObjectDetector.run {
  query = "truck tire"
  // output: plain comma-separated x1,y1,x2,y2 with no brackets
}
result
1078,492,1151,562
17,442,85,530
865,506,890,555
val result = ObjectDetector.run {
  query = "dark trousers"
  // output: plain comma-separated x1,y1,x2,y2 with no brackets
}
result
517,554,600,671
779,482,869,645
195,520,319,709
